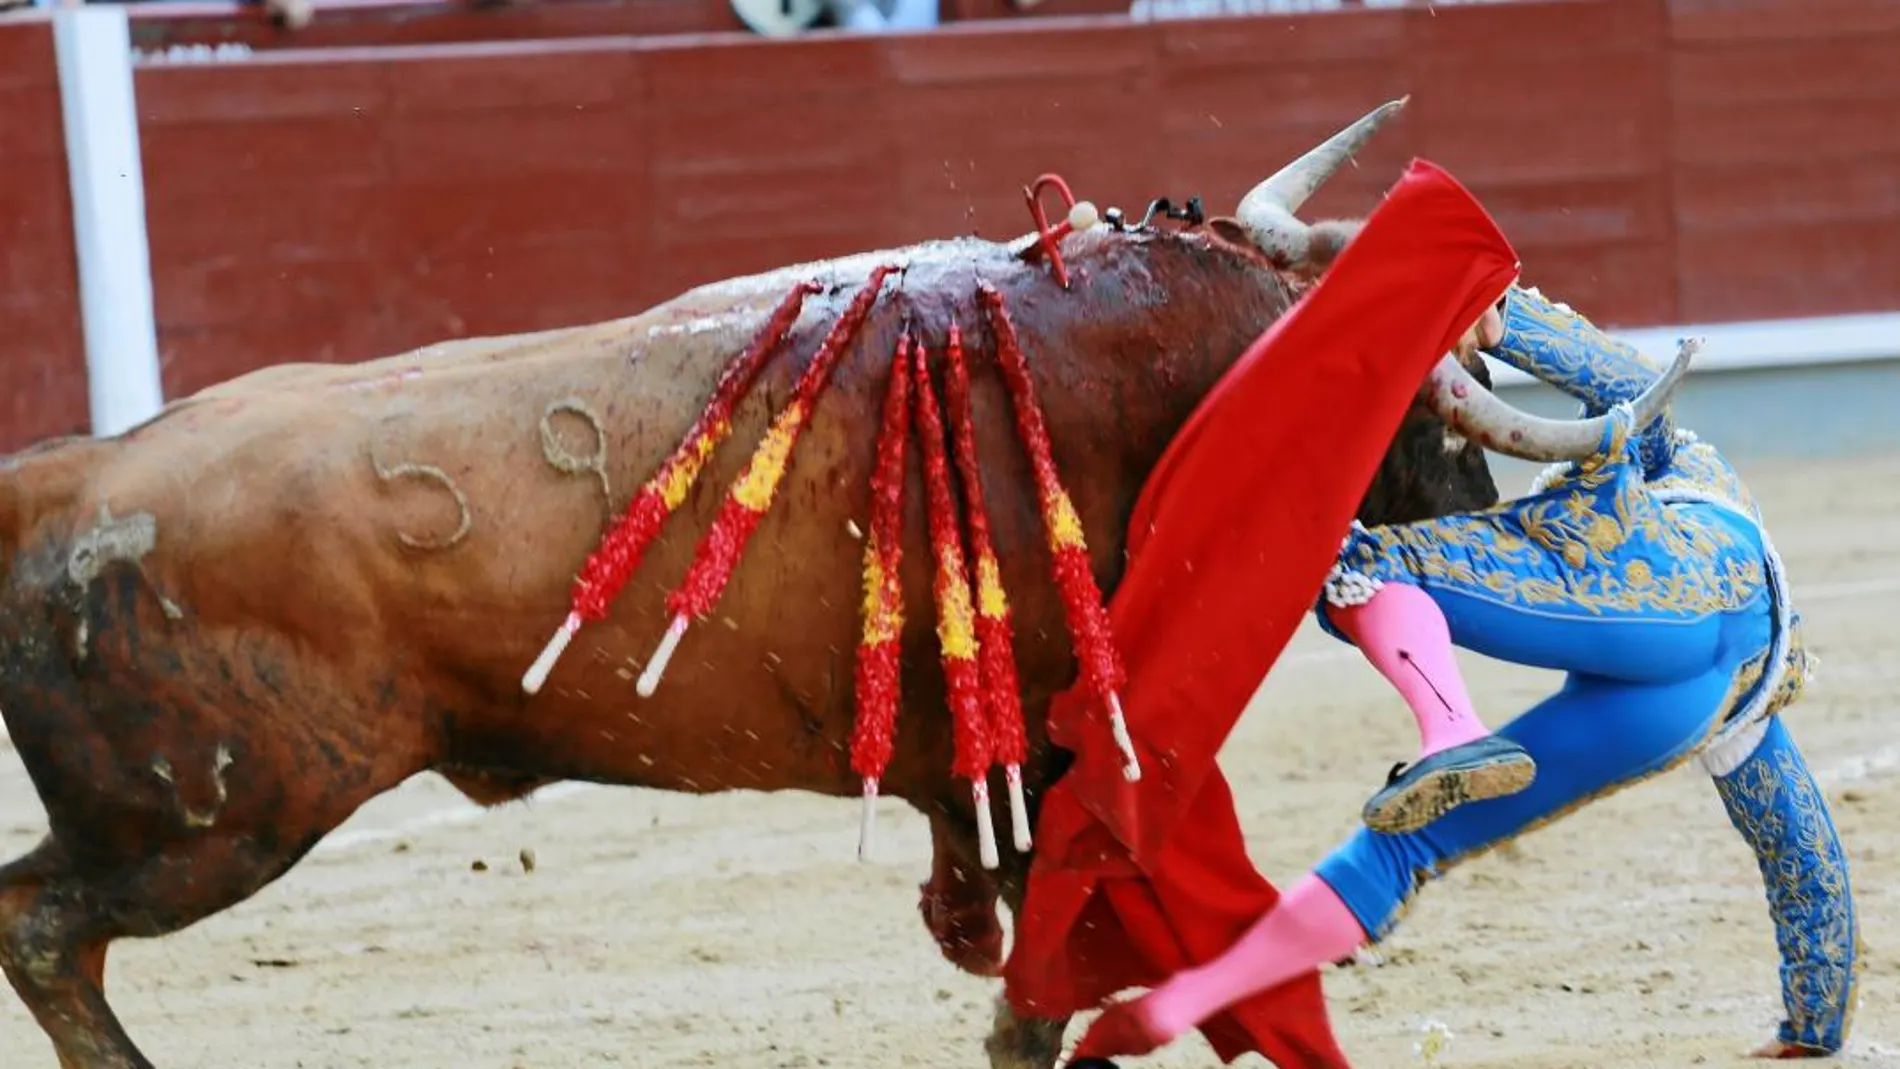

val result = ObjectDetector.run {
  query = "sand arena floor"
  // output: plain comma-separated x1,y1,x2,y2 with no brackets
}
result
1,453,1896,1069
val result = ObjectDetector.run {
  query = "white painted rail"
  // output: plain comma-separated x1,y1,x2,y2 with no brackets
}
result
52,5,166,438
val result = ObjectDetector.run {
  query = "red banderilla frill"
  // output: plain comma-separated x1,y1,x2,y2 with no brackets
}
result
521,280,821,694
978,283,1141,782
942,323,1033,851
637,264,898,698
850,333,914,862
912,332,1001,869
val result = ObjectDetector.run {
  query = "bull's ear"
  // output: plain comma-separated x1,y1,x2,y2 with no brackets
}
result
1206,215,1251,249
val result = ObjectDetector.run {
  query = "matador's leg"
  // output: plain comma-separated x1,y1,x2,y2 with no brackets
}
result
1075,594,1769,1061
1322,581,1536,835
1317,439,1769,834
1698,715,1861,1058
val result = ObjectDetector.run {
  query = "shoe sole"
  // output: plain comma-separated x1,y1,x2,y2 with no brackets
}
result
1362,755,1537,835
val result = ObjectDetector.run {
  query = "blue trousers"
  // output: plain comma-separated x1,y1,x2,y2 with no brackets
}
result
1315,578,1774,941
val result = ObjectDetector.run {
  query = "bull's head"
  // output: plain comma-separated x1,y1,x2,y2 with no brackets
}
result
1200,98,1691,526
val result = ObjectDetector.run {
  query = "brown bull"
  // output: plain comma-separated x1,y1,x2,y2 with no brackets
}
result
0,102,1626,1069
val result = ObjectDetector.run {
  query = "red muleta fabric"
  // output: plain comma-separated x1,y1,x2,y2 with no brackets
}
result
1002,159,1522,1067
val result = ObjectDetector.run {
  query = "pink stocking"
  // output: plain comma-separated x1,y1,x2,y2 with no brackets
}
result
1072,874,1369,1058
1324,581,1489,758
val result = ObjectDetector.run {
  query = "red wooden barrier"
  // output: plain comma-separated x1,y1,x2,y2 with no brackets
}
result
1667,0,1900,321
0,19,89,449
2,0,1898,451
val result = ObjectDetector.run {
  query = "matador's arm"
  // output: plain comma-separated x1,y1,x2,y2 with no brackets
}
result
1698,715,1861,1058
1487,285,1680,474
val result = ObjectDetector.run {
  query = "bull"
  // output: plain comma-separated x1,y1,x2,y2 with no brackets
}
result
0,101,1635,1069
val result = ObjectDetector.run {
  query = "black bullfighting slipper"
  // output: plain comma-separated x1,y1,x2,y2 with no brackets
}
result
1361,734,1537,835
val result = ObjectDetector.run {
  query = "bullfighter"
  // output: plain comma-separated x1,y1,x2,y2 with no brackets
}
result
1071,284,1861,1063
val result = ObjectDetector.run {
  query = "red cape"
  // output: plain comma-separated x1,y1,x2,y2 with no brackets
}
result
1003,160,1521,1066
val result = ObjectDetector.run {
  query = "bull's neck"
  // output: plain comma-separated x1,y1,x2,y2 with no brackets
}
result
1007,231,1297,585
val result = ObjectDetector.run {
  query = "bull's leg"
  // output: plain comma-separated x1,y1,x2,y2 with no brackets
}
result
920,809,1005,977
0,782,389,1069
0,840,153,1069
0,702,425,1068
916,802,1068,1068
984,849,1069,1069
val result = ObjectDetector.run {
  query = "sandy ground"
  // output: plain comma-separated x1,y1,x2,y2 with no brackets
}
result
2,453,1898,1069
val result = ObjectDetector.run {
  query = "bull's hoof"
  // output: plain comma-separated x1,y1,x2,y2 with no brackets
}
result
985,995,1068,1069
1362,735,1536,835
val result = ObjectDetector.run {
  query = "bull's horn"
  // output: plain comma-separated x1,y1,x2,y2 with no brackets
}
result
1420,338,1699,463
1234,96,1409,266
